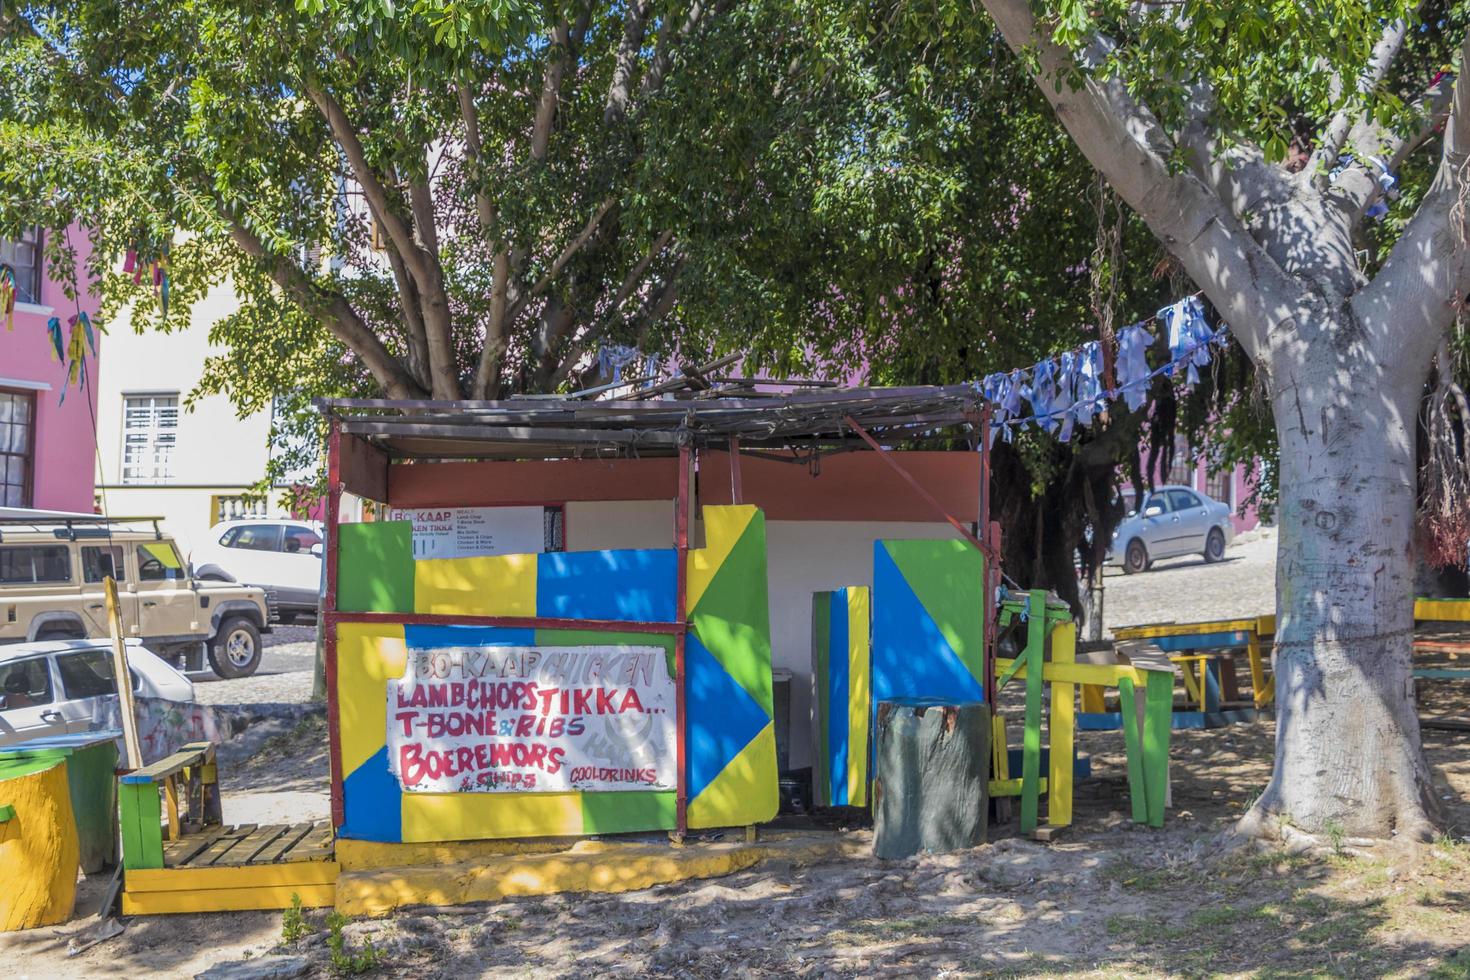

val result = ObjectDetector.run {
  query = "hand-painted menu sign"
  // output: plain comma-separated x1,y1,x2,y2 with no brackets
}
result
386,645,676,793
389,506,546,559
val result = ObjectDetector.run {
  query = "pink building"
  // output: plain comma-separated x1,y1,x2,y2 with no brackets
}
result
1149,436,1262,534
0,227,99,512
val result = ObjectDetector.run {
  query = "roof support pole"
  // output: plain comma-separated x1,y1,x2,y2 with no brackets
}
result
325,418,346,828
728,435,743,504
674,440,691,837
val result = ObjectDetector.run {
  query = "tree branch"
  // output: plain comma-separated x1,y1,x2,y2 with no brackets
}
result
504,196,617,328
531,20,572,162
1330,74,1456,222
605,0,654,124
638,0,731,103
227,219,424,399
407,174,461,398
977,0,1301,360
548,231,677,387
383,242,431,390
1177,82,1296,219
1311,16,1414,190
305,82,427,285
1357,38,1470,376
459,80,512,399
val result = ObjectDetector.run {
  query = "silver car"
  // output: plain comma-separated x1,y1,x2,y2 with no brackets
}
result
0,638,195,747
1107,485,1235,574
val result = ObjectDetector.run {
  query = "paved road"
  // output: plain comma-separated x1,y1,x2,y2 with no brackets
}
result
191,622,318,705
1101,528,1277,633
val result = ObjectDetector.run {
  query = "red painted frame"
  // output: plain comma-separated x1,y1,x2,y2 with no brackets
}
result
673,442,691,835
325,419,346,826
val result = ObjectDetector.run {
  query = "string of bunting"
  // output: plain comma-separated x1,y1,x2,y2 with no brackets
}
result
977,294,1229,442
123,246,170,318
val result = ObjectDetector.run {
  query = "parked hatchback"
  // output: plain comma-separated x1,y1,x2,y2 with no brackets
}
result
0,638,194,748
190,519,324,622
1107,485,1235,573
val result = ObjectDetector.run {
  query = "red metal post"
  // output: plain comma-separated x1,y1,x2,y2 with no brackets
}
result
728,435,743,504
978,404,998,705
324,419,346,828
842,414,995,560
674,442,691,836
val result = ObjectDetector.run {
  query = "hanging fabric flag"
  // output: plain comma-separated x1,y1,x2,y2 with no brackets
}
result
1158,296,1214,385
1073,341,1103,427
1054,350,1078,441
1029,358,1059,434
597,343,640,384
46,316,64,361
154,251,170,318
0,267,15,332
124,249,139,278
1115,323,1154,409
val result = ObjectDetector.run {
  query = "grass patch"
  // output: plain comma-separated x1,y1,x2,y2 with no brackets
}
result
1103,914,1185,944
1429,948,1470,979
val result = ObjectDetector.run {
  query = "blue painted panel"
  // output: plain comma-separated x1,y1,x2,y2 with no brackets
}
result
536,550,678,623
871,543,985,711
341,746,403,841
828,590,850,806
686,631,768,802
1149,631,1249,651
403,625,537,649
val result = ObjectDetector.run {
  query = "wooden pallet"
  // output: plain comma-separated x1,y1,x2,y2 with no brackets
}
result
123,822,339,914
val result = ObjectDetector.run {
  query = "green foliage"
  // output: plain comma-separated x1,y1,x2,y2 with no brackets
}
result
280,893,309,945
326,911,382,975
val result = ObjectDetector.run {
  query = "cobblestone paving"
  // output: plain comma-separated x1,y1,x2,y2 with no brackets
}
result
192,623,317,706
1101,528,1277,634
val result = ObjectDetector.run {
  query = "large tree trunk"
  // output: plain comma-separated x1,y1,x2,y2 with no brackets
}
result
1250,330,1437,840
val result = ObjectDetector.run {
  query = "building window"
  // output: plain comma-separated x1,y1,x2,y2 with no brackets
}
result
0,227,43,305
1205,469,1234,509
0,389,34,507
121,393,179,484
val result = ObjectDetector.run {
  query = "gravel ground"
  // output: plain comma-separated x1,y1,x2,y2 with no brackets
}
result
1102,528,1277,634
191,623,318,706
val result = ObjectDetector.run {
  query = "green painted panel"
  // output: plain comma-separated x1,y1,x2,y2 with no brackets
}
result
882,540,986,685
688,516,774,715
337,521,415,612
580,791,676,833
812,592,831,806
120,782,164,870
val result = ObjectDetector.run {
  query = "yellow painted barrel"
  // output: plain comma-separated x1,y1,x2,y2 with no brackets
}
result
0,758,80,931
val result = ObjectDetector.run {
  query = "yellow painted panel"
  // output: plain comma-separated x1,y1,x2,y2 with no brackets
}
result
996,658,1166,688
1416,598,1470,622
337,837,572,871
1080,685,1107,713
122,883,335,915
1048,621,1076,828
846,587,870,808
336,623,407,777
400,792,584,843
414,553,537,616
1113,618,1262,639
0,762,79,931
989,777,1047,797
686,505,756,613
689,722,778,829
126,861,340,892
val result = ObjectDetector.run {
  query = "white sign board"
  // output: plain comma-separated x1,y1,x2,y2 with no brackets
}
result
390,506,546,559
386,645,677,793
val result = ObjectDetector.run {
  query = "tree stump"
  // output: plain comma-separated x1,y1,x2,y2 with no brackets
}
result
872,698,989,859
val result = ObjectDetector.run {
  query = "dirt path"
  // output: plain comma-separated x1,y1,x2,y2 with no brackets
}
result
1103,531,1277,633
10,703,1470,979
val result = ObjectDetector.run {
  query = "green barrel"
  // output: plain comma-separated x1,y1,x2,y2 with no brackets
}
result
0,733,120,873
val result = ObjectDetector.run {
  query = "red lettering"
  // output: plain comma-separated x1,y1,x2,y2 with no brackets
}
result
537,686,557,715
456,746,474,774
546,747,564,775
620,688,644,713
451,682,464,706
574,688,593,715
394,711,416,736
596,688,616,713
514,714,534,737
428,685,448,708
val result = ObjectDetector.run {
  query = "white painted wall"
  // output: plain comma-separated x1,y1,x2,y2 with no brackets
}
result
564,500,963,770
96,280,279,556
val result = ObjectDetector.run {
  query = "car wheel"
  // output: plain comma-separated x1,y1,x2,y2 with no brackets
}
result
1204,527,1226,563
1124,538,1149,574
208,616,262,679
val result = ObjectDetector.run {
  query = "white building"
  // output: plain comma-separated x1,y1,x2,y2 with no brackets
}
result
94,281,292,557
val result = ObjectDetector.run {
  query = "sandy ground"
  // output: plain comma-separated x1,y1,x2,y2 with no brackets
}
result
19,527,1470,978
